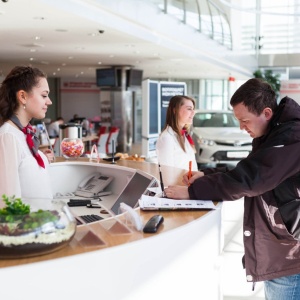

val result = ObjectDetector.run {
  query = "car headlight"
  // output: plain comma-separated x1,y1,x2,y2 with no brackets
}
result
198,138,215,146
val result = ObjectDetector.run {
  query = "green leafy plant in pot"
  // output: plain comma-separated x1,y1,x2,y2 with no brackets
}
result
253,69,281,100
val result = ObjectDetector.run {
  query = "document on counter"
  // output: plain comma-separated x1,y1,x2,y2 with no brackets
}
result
139,195,216,211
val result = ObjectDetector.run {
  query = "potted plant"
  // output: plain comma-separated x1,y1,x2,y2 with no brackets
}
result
253,69,281,100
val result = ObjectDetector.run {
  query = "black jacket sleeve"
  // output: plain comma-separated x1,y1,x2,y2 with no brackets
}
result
188,141,300,201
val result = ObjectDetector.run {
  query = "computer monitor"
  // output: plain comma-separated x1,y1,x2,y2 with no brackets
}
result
96,68,117,87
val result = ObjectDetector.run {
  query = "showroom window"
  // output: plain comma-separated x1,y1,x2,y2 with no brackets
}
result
199,79,229,110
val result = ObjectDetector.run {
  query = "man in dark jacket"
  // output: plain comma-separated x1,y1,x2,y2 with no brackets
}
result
165,78,300,299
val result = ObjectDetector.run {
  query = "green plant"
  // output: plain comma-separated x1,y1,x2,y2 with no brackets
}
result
253,69,281,99
0,194,59,234
0,194,30,216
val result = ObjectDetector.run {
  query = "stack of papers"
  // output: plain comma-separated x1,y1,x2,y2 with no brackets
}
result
139,195,216,211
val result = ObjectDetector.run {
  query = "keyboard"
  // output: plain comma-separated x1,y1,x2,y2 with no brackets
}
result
76,214,103,224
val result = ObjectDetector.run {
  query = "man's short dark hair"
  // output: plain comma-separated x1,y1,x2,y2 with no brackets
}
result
230,78,277,115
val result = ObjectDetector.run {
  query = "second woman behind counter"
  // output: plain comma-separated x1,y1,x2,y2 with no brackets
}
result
156,95,198,171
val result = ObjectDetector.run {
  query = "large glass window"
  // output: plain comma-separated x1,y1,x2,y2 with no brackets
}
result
200,79,229,110
239,0,300,55
149,0,232,49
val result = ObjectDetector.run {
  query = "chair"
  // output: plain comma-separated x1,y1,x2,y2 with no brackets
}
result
90,126,107,145
98,126,107,135
97,132,109,154
106,127,120,154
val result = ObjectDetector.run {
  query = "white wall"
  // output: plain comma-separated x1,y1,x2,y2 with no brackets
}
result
280,80,300,104
60,77,101,121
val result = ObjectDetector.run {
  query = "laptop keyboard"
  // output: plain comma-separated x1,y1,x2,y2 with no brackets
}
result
77,214,103,224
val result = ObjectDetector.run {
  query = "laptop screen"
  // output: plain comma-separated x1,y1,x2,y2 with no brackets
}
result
110,171,156,215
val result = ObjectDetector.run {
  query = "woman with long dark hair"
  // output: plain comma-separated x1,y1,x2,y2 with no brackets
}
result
156,95,198,171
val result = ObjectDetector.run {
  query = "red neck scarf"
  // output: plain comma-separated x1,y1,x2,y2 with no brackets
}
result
181,128,194,146
11,115,45,168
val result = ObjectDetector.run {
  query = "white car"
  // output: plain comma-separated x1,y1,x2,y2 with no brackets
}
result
191,110,253,168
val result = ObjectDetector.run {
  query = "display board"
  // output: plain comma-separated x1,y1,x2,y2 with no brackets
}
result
160,82,186,130
142,80,186,159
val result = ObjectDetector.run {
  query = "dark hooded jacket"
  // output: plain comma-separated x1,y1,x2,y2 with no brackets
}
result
188,96,300,282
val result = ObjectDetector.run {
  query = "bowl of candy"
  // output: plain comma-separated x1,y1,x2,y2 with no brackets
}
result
0,195,77,258
60,138,84,159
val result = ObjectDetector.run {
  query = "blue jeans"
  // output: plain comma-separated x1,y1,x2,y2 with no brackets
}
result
264,273,300,300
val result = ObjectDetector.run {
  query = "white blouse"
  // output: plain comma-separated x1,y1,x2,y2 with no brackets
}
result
156,126,198,171
0,122,53,200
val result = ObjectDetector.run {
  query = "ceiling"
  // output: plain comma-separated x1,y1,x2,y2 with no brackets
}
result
0,0,256,80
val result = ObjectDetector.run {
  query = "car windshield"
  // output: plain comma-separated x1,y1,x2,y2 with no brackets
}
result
193,112,239,128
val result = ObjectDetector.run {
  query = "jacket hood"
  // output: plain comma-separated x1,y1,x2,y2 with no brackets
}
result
272,96,300,125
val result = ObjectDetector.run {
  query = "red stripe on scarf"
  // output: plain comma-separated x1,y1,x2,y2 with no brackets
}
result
22,125,45,168
181,129,194,146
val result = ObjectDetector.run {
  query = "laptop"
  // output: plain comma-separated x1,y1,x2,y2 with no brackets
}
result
72,170,158,224
110,170,157,215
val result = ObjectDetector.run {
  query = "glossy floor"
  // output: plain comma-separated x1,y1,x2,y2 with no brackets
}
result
131,143,265,299
222,200,265,300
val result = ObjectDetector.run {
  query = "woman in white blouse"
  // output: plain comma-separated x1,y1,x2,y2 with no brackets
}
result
156,95,198,171
0,66,53,199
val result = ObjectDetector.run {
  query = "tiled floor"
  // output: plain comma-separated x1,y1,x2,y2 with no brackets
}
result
131,142,266,299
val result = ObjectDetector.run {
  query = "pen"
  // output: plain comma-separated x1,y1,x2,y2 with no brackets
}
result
158,163,165,197
188,160,192,186
111,139,115,164
42,121,55,162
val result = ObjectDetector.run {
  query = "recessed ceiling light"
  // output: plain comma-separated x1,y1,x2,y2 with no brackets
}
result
33,17,45,21
29,49,36,52
98,62,102,65
29,58,34,61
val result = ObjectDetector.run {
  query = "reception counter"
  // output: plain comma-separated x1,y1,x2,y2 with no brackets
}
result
0,159,223,300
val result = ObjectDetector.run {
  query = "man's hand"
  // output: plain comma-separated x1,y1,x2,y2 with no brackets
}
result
164,185,190,200
182,171,204,185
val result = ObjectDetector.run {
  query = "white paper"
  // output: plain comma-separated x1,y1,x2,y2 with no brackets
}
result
139,195,216,210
